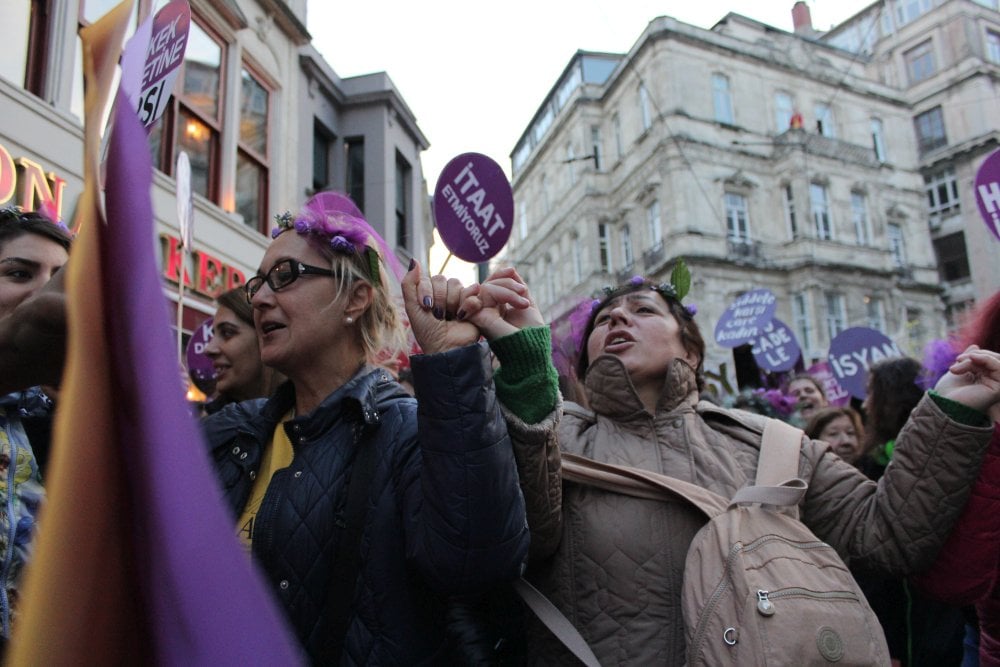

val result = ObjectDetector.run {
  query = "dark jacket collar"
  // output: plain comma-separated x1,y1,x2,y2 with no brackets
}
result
247,365,393,441
584,355,699,420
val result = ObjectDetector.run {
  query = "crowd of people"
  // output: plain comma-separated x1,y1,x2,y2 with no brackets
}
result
1,192,1000,665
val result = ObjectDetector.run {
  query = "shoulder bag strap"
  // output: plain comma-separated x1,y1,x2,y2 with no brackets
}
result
560,451,728,519
513,577,602,667
319,426,379,664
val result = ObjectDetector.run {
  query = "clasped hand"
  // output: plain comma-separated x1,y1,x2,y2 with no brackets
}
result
401,263,543,355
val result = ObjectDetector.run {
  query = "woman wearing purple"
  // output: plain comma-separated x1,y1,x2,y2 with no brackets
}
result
202,192,529,663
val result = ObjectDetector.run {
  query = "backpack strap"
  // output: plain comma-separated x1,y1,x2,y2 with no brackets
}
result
732,419,807,516
561,452,728,519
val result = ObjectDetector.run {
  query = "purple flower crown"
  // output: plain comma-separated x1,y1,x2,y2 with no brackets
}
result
270,192,406,288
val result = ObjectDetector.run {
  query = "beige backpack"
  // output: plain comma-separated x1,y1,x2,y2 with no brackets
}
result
526,419,890,666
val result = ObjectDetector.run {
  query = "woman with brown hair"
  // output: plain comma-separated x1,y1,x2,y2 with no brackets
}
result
202,286,284,413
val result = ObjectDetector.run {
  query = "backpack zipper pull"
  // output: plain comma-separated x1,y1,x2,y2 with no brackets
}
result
757,590,775,616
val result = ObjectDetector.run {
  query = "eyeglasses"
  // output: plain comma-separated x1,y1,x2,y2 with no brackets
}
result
244,259,336,303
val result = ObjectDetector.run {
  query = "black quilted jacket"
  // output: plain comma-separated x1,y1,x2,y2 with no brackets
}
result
203,343,529,664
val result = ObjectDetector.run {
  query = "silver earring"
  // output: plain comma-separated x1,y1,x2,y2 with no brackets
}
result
345,316,354,324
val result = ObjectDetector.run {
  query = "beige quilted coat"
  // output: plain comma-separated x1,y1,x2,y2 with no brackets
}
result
508,356,995,665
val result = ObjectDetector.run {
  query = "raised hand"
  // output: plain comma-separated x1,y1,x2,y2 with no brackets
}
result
400,260,481,355
934,345,1000,416
460,267,544,340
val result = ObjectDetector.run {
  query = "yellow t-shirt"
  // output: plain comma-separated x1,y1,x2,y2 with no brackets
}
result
237,409,295,554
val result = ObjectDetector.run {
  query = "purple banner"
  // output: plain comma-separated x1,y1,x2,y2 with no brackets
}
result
975,147,1000,242
186,317,216,394
806,361,851,407
433,153,513,263
827,327,904,399
137,0,190,128
714,288,777,348
751,318,800,372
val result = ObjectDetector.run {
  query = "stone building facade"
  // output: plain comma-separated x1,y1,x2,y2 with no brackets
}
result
504,11,945,389
824,0,1000,327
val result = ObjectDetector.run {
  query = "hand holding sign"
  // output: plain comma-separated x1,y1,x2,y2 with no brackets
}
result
402,260,483,355
975,148,1000,243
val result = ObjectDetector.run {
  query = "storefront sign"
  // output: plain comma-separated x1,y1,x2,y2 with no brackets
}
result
827,327,904,399
974,147,1000,242
0,143,67,220
160,233,246,298
433,153,513,262
714,288,777,348
751,318,800,372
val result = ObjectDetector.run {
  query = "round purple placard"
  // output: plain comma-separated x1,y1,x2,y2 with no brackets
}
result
827,327,904,399
433,153,514,263
185,317,216,394
714,288,777,348
974,147,1000,242
751,318,800,372
806,361,851,407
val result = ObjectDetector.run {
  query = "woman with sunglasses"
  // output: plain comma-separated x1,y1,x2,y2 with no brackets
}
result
201,192,529,664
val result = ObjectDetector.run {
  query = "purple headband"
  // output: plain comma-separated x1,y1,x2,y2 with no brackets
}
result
271,192,406,287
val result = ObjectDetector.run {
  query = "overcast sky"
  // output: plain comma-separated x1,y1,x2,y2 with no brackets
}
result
306,0,876,277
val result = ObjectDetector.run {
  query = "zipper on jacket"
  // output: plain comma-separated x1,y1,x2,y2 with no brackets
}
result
761,587,860,613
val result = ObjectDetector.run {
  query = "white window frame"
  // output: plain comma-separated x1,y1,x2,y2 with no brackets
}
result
724,192,750,243
824,292,847,342
712,74,734,125
865,296,886,332
639,84,651,132
851,191,871,245
621,224,634,269
775,92,794,132
815,103,836,138
647,199,662,249
887,223,906,267
793,291,813,354
925,167,960,218
810,183,833,240
871,117,887,162
783,184,798,239
598,222,613,272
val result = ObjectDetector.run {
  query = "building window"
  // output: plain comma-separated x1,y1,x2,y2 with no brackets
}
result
925,166,961,218
598,222,613,272
810,183,832,240
824,292,847,341
613,113,623,159
647,200,662,249
783,185,798,238
540,173,550,215
988,30,1000,64
724,192,750,243
865,296,886,332
4,0,54,97
887,222,905,267
933,232,971,282
871,117,887,162
639,84,651,131
905,40,936,83
235,67,270,233
851,192,870,245
345,137,365,213
518,200,528,240
914,107,947,154
571,234,583,284
566,143,576,186
793,292,813,353
312,121,333,193
815,104,835,138
621,224,634,270
712,74,734,125
148,19,224,209
590,126,602,170
395,152,411,251
775,92,794,132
